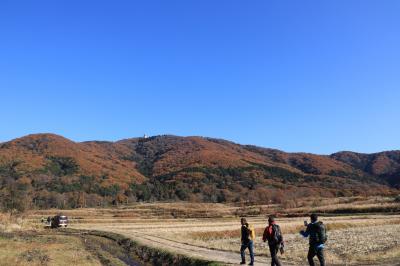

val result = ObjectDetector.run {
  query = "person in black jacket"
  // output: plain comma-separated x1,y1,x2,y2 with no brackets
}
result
262,215,283,266
300,214,327,266
240,217,254,265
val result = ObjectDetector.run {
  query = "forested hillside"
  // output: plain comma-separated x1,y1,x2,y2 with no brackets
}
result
0,134,397,211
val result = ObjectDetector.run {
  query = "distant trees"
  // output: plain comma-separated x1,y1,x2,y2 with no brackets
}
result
0,154,392,211
0,155,138,210
0,159,33,213
0,176,33,214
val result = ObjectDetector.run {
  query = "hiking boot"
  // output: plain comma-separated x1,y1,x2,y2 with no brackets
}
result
248,263,254,266
240,262,246,265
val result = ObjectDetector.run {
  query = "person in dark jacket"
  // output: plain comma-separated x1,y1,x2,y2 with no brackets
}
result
262,215,283,266
300,214,327,266
240,217,254,265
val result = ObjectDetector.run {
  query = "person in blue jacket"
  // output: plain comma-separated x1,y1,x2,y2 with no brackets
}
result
300,214,327,266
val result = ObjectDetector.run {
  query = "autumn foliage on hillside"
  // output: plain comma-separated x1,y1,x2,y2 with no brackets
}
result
0,134,398,211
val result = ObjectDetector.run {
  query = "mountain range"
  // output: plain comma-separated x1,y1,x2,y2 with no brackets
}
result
0,133,398,209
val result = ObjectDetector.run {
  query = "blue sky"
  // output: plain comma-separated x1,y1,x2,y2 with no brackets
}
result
0,1,399,154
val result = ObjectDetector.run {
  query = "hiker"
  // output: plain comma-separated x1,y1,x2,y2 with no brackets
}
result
240,217,255,265
300,214,327,266
262,215,283,266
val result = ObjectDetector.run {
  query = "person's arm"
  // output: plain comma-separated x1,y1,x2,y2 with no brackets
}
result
262,227,268,242
241,226,248,243
245,224,250,236
300,224,310,237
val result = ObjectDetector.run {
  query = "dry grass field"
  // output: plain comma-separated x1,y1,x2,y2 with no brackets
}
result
67,214,400,265
0,231,102,266
1,196,399,265
21,196,400,265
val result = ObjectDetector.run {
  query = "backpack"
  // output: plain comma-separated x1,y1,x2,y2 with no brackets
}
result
272,224,283,244
249,225,256,241
263,224,283,244
317,222,328,244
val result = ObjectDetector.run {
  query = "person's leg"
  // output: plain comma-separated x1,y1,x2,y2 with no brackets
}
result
269,244,282,266
269,245,275,266
274,245,282,266
316,248,325,266
240,243,247,263
307,246,316,266
248,241,255,265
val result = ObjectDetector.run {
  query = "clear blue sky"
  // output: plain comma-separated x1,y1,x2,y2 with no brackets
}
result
1,1,399,154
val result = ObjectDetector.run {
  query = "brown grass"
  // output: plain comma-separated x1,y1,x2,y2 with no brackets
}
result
18,197,400,265
0,233,101,266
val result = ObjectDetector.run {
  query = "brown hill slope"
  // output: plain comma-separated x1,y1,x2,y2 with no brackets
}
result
0,133,145,185
331,151,400,188
0,134,397,210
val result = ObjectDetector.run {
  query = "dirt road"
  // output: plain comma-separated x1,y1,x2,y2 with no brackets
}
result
91,228,291,266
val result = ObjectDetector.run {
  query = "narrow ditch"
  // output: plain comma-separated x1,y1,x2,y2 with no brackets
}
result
80,233,144,266
67,229,222,266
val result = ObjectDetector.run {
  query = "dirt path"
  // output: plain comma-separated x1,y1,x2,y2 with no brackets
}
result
110,229,293,266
